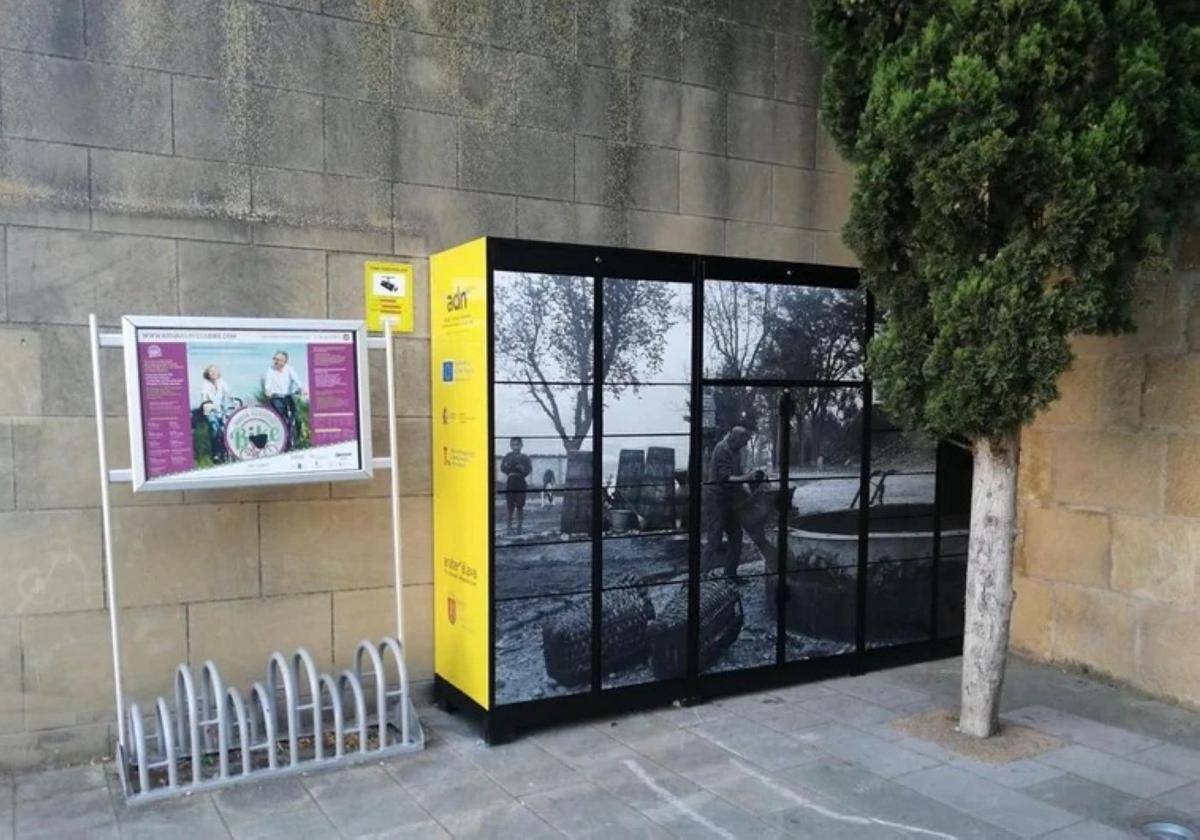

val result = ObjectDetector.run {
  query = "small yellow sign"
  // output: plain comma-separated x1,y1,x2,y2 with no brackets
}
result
364,261,414,333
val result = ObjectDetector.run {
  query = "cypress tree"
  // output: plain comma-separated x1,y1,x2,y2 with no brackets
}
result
811,0,1200,736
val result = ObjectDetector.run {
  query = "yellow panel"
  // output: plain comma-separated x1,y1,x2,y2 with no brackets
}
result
430,237,490,709
363,260,415,333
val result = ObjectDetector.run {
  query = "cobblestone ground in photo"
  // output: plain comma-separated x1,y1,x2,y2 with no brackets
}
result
3,655,1198,838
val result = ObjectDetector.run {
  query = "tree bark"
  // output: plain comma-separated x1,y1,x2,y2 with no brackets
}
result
958,430,1020,738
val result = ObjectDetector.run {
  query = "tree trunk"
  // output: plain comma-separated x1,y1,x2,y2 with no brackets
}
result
958,431,1020,738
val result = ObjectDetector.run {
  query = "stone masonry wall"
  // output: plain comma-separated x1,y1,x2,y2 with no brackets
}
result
0,0,849,767
1012,232,1200,709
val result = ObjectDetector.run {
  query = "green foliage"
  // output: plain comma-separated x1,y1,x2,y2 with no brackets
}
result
812,0,1200,440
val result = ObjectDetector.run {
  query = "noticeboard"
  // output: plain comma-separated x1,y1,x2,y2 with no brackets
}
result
121,316,373,492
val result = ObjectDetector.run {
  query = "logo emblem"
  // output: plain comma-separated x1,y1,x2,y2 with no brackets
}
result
147,344,162,358
447,596,457,625
442,361,454,382
224,405,289,461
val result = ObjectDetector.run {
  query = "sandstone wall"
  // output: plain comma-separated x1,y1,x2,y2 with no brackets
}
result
0,0,847,767
1013,233,1200,708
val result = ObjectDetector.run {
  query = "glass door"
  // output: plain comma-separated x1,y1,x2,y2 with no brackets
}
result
785,385,865,660
491,269,596,705
597,277,694,690
699,277,868,674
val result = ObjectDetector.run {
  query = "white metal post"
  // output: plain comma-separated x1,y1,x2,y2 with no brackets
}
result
89,314,127,752
383,320,409,743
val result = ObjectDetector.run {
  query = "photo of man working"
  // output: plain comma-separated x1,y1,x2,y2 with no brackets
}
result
703,423,795,586
703,424,760,583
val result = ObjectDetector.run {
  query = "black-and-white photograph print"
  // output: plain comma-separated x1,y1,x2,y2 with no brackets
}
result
863,405,940,648
703,280,865,382
491,272,697,704
602,582,687,690
697,385,868,669
496,594,592,705
489,269,894,699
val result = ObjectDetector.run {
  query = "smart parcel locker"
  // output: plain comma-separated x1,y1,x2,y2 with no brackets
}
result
431,238,973,741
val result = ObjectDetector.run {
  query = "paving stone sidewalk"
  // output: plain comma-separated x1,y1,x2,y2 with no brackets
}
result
3,656,1198,838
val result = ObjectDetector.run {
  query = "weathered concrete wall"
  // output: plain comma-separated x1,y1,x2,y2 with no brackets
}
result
0,0,848,767
1013,232,1200,709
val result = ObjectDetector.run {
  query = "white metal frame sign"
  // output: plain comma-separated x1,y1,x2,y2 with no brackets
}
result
121,316,373,492
92,314,413,796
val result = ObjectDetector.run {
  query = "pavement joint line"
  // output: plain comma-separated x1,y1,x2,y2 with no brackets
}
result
209,793,236,839
621,757,738,840
301,773,348,837
730,759,961,840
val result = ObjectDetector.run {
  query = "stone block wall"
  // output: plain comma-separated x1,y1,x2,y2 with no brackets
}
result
1013,234,1200,709
0,0,848,767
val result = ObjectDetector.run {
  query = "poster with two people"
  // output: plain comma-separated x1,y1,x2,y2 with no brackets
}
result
122,317,372,491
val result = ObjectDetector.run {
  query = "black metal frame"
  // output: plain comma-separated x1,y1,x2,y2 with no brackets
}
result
433,237,967,743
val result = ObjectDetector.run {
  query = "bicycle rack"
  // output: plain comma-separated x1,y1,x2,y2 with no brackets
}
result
119,636,423,804
90,315,426,804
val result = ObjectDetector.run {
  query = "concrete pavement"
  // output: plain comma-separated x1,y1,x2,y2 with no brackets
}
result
3,655,1197,838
